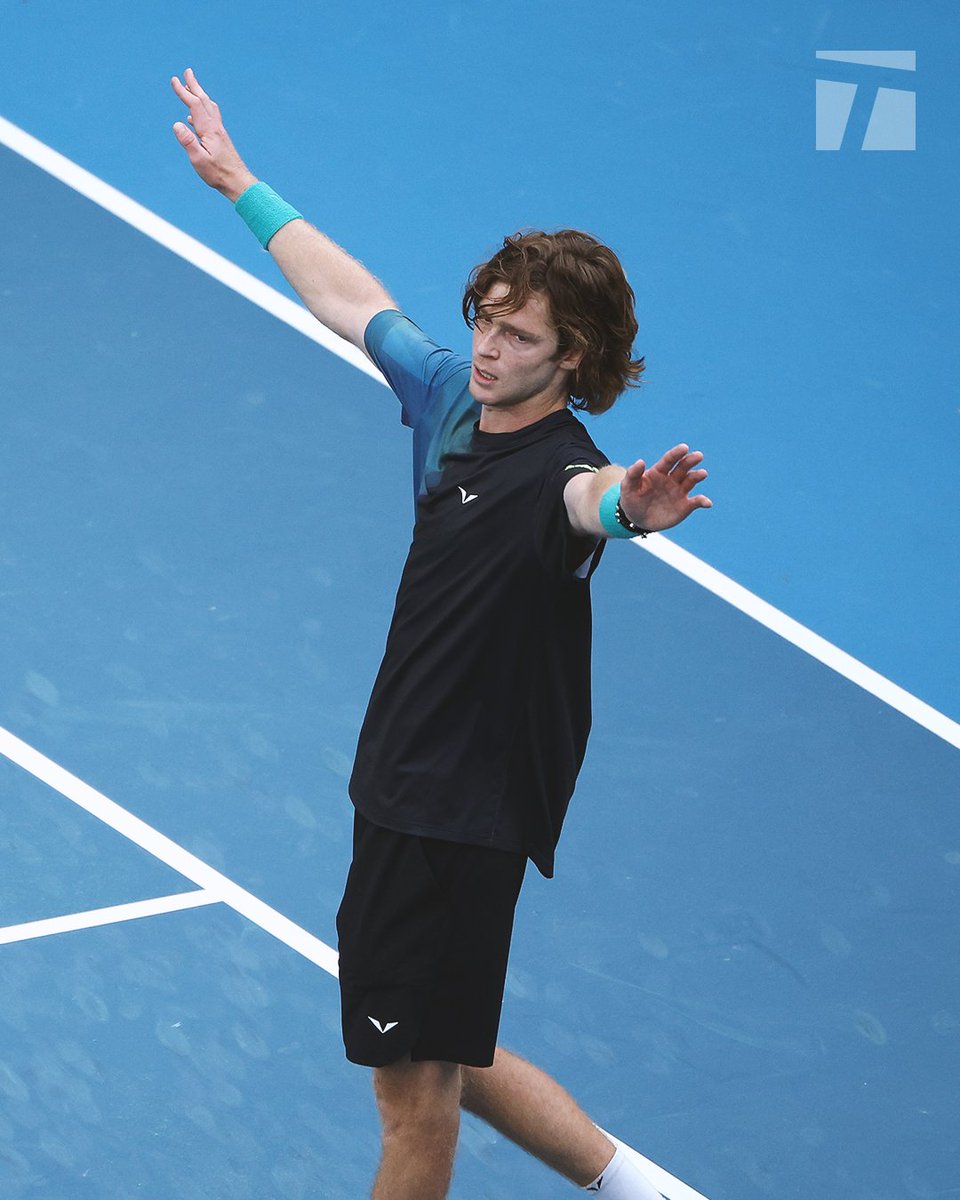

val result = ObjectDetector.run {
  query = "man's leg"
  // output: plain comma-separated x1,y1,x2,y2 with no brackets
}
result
371,1056,462,1200
460,1046,612,1185
461,1046,662,1197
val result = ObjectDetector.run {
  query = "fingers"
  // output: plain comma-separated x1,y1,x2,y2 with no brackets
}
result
627,448,709,491
172,120,208,166
170,68,206,101
184,66,210,100
657,443,690,473
170,74,198,107
171,69,220,157
681,467,709,494
171,74,206,131
172,120,194,146
661,445,708,484
171,70,217,122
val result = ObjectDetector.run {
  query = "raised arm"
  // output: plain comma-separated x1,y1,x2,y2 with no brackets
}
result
171,68,396,354
564,444,712,540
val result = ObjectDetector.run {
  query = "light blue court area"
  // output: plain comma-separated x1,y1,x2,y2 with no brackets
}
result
0,0,957,722
2,131,960,1200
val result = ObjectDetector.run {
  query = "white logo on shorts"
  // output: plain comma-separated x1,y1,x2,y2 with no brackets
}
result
368,1017,399,1034
458,486,479,505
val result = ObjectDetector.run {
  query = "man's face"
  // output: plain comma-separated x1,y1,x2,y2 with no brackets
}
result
469,284,582,412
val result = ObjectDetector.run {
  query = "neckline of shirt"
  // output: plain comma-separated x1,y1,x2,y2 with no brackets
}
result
472,407,575,448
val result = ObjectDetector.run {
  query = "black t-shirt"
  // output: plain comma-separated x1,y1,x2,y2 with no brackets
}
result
348,311,610,877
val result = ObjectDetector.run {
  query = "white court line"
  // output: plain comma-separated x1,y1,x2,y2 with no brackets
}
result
0,890,216,946
1,112,955,754
0,725,339,978
637,535,960,751
0,115,383,385
0,724,705,1200
606,1132,710,1200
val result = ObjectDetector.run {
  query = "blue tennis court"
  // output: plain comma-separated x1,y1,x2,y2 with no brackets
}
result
1,6,958,1198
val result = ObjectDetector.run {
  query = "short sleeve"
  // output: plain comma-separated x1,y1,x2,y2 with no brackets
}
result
364,310,480,506
364,310,470,431
535,445,611,579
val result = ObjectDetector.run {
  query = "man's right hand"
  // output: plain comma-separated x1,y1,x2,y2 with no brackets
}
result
171,68,257,202
170,67,397,353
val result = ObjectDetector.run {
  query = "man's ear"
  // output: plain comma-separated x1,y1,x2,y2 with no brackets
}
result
558,347,584,373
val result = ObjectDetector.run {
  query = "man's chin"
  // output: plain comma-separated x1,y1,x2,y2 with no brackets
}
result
469,381,499,405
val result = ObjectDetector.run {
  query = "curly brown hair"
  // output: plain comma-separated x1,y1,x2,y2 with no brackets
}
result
461,229,644,415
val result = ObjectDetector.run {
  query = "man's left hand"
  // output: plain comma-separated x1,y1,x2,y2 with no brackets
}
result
619,444,712,532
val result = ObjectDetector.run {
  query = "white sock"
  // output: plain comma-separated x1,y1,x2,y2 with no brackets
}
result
582,1143,662,1199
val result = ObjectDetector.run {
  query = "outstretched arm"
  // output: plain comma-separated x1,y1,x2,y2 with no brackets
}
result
171,68,396,354
564,444,712,539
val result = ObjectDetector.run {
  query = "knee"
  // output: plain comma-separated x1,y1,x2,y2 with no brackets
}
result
374,1058,461,1142
459,1064,484,1116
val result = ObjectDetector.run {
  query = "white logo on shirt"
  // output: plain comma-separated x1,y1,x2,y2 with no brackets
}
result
367,1017,399,1034
458,486,479,505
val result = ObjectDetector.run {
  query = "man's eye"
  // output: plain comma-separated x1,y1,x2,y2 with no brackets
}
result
514,333,529,343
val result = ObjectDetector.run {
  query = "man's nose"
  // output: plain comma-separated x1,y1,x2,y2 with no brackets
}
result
476,327,499,357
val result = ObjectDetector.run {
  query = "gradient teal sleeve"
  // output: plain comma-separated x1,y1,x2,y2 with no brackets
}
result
364,310,480,505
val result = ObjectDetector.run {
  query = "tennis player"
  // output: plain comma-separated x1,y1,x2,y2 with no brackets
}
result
173,67,711,1200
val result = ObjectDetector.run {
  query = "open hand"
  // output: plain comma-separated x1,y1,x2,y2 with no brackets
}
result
619,444,712,532
171,68,256,201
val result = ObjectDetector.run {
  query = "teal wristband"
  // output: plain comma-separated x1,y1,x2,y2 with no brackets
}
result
234,181,302,249
599,484,649,539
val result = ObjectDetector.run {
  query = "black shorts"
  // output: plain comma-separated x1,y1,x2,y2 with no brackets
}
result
335,811,527,1068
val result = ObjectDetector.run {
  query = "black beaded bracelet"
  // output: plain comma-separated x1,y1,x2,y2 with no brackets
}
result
615,499,650,538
